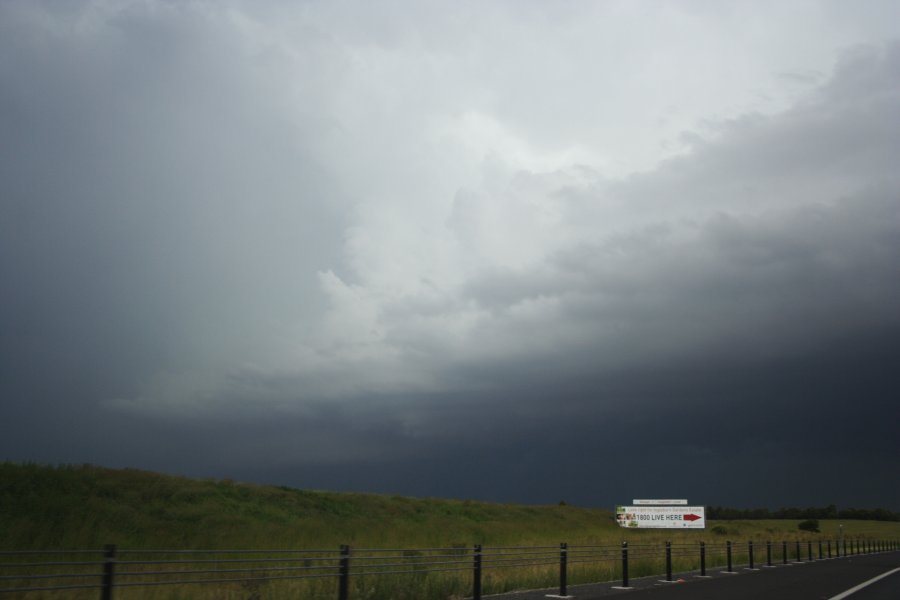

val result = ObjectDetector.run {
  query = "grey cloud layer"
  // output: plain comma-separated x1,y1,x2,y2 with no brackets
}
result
1,2,898,508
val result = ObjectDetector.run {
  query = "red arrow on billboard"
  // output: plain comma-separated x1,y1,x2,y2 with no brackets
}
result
683,514,702,522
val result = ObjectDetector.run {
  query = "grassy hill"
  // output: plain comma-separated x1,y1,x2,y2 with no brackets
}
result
0,462,623,550
2,463,898,599
3,462,898,551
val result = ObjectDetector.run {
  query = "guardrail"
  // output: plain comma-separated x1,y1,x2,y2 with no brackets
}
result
1,539,896,598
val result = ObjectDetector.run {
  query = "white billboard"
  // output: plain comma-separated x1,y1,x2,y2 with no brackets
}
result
616,505,706,529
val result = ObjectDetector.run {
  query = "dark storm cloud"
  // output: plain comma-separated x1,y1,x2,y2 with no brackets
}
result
1,2,898,511
217,40,899,508
1,1,346,406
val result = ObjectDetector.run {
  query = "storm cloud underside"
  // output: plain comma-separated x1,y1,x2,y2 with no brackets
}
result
1,1,899,509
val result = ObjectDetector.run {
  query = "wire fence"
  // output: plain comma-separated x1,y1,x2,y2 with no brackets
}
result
0,538,896,599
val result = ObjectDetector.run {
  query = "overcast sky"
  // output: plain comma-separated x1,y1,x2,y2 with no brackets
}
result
2,0,899,511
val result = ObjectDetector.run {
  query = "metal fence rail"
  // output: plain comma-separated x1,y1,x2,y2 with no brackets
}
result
1,539,896,599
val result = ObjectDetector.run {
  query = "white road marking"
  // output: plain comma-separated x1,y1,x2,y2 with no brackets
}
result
826,567,900,600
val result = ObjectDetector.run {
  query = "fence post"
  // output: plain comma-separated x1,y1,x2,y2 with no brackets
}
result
559,542,567,597
473,544,482,600
828,540,832,558
726,540,733,572
818,540,822,560
700,541,706,576
795,540,801,563
102,544,116,600
766,541,772,567
843,538,846,556
807,541,813,562
338,545,350,600
748,541,754,569
621,541,629,588
665,541,672,581
782,541,787,565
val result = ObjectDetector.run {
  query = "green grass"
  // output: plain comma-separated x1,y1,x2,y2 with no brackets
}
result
0,462,621,549
1,462,897,599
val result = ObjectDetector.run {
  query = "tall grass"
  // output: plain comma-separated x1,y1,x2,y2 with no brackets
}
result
0,463,620,549
2,462,897,599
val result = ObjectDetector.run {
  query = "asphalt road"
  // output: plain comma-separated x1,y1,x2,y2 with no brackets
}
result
827,566,900,600
485,551,900,600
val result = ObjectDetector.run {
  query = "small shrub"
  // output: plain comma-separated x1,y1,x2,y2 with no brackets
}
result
798,519,820,533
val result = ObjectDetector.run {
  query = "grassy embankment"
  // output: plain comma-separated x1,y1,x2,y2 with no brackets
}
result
2,463,897,600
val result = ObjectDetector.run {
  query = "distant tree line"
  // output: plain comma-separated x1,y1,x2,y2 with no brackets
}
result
706,504,899,522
